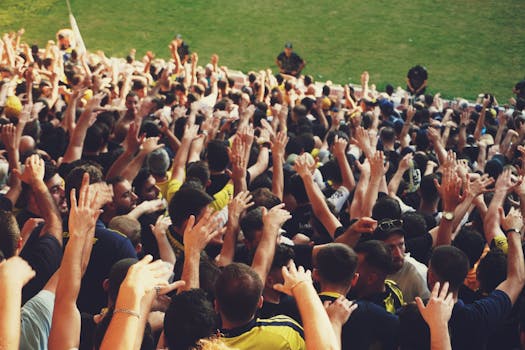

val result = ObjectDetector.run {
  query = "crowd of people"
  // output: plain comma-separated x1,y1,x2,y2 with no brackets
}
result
0,26,525,350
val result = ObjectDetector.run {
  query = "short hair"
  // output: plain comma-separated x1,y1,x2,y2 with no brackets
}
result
215,263,263,324
107,258,138,302
271,244,295,271
355,240,394,275
206,140,229,172
168,187,213,228
84,123,110,153
286,174,308,204
186,161,210,188
401,212,427,240
65,163,104,206
429,246,469,292
239,207,264,243
452,228,485,268
419,174,440,203
372,196,401,221
316,243,358,285
250,188,281,210
147,148,170,177
380,127,396,143
0,211,20,258
108,216,141,248
164,289,217,350
477,249,507,294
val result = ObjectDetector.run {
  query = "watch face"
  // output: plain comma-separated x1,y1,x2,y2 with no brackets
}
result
444,212,453,220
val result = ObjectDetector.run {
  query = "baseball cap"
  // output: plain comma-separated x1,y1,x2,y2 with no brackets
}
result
284,42,293,49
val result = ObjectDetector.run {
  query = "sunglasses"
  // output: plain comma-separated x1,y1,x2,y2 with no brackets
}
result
378,219,403,232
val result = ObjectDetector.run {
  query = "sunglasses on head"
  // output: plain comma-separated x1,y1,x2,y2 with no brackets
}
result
378,219,403,232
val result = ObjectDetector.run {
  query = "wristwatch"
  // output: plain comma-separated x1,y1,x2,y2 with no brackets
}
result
442,211,454,221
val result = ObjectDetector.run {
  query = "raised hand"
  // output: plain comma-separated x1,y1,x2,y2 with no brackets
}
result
273,260,312,296
499,207,523,233
228,191,254,221
415,282,454,330
183,207,223,253
434,166,465,211
398,152,414,173
69,172,102,237
139,136,163,155
495,168,521,194
271,131,289,159
1,124,18,152
324,296,358,328
332,135,348,159
15,154,44,185
262,203,291,233
0,256,35,289
368,150,389,177
465,174,494,198
123,121,142,154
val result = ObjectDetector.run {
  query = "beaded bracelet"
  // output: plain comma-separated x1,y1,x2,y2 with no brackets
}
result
114,308,140,319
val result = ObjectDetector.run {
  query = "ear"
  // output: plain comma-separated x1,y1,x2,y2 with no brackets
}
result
351,272,359,288
257,295,264,309
135,243,143,254
16,237,23,250
102,278,109,292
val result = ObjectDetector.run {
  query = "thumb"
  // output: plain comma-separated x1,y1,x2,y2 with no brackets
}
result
415,296,425,314
273,283,285,293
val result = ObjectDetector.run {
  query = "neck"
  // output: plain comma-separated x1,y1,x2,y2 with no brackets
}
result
320,283,350,296
263,287,281,304
419,200,438,213
221,315,254,330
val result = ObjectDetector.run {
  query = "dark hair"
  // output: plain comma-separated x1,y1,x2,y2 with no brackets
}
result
429,246,469,292
168,187,213,228
316,243,358,286
401,212,427,240
372,196,401,221
84,122,110,153
108,258,139,302
354,240,394,275
477,249,507,294
452,228,485,268
215,263,263,324
286,174,309,204
164,289,217,350
206,140,229,172
132,168,151,197
240,207,264,243
250,188,281,210
0,211,20,258
380,127,396,144
271,244,295,271
65,164,104,206
419,174,440,203
186,161,210,188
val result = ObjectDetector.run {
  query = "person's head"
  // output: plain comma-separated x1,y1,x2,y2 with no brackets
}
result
374,218,406,271
206,140,229,172
452,227,485,269
64,162,104,207
132,168,160,202
239,207,264,251
125,91,139,115
84,122,110,154
168,187,213,230
44,161,68,216
250,188,281,210
314,243,359,293
401,212,427,240
106,176,138,216
353,240,394,297
108,216,142,254
0,210,21,258
428,245,469,294
372,196,401,221
215,263,263,326
147,148,171,178
164,289,218,350
186,161,211,189
284,42,293,56
477,249,507,294
419,174,440,204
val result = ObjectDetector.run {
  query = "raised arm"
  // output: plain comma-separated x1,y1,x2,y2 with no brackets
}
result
0,257,35,350
333,136,356,192
361,151,389,218
121,137,164,182
473,97,489,140
274,261,344,350
271,131,288,200
216,191,253,267
415,282,453,350
100,256,184,350
180,208,222,292
150,216,176,265
62,93,104,164
48,173,100,350
484,169,519,244
171,123,200,183
388,153,412,197
295,154,341,238
496,209,525,305
252,204,291,283
15,155,62,244
105,122,142,180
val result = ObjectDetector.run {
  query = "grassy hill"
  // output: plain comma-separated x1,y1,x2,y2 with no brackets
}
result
2,0,525,100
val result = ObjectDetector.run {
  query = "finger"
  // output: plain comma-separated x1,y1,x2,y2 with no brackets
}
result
70,188,78,210
439,281,450,299
415,296,425,313
136,254,154,267
431,281,440,298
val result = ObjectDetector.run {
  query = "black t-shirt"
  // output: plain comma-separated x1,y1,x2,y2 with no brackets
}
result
207,173,230,197
76,220,137,314
20,231,63,304
258,295,301,324
282,204,313,239
320,294,399,350
407,65,428,92
276,52,304,75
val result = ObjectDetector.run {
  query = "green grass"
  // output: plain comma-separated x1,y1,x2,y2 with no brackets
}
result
2,0,525,100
